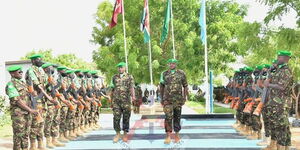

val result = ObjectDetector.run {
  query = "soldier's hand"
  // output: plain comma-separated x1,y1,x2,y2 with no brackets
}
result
30,109,39,115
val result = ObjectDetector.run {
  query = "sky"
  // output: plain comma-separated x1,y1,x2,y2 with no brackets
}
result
0,0,297,63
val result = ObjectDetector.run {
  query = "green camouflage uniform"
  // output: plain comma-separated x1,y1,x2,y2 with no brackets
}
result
261,70,273,137
111,73,134,132
92,77,101,125
6,78,32,150
58,75,69,134
243,75,253,127
160,69,188,133
74,76,84,127
26,65,47,141
66,76,77,131
268,64,293,146
133,85,142,113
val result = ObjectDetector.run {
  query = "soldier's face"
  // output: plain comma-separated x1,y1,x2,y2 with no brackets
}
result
277,56,290,64
169,63,177,70
11,70,23,79
32,58,43,67
118,67,125,73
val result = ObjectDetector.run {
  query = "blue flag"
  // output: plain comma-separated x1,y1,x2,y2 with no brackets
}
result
199,0,206,45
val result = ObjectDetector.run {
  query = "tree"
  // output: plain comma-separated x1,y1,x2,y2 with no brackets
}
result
91,0,248,84
22,49,97,70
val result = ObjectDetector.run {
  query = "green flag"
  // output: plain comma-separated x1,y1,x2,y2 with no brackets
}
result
160,0,171,44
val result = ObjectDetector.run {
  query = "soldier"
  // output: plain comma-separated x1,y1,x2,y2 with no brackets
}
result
91,70,102,129
133,83,142,114
25,54,48,150
6,65,38,150
160,59,188,144
264,51,293,150
110,62,135,143
56,66,72,142
41,63,65,148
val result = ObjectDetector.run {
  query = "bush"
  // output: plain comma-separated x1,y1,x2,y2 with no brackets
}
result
0,96,11,127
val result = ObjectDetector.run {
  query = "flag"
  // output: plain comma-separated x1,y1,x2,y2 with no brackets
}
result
140,0,150,43
199,0,206,44
160,0,171,44
109,0,123,28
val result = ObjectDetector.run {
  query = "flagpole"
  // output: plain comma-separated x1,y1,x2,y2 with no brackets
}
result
121,0,129,73
203,0,210,114
148,40,153,87
170,0,176,59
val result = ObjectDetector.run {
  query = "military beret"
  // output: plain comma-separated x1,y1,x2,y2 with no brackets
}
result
66,70,74,74
234,70,240,73
167,59,178,63
277,50,292,57
256,65,263,70
74,69,82,73
57,66,67,71
28,54,43,60
263,64,271,68
116,62,126,67
41,63,52,68
7,65,22,72
82,70,90,73
245,67,254,72
90,70,98,75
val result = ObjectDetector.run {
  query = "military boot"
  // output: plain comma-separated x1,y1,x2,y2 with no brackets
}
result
37,139,49,150
122,132,128,143
46,137,55,148
52,137,65,147
29,139,38,150
65,131,75,141
113,132,121,143
164,132,171,144
174,132,181,143
263,140,277,150
257,136,271,146
276,144,285,150
58,132,69,143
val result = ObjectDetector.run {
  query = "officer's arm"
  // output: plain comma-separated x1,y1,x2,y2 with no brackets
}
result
15,98,37,114
268,69,292,91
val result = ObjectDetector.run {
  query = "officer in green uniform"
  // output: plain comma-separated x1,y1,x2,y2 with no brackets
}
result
160,59,188,144
25,54,48,150
264,51,293,150
74,69,86,133
91,70,102,129
110,62,135,143
6,65,38,150
133,83,143,114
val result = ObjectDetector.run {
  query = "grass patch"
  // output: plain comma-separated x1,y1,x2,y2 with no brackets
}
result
0,123,12,139
186,101,235,114
100,108,113,114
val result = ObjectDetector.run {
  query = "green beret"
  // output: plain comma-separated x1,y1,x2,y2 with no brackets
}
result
82,70,90,73
277,50,292,57
116,62,126,67
272,59,278,64
29,54,43,60
90,70,97,75
167,59,178,63
263,64,271,68
74,69,81,73
57,66,67,71
41,63,52,69
66,70,74,74
256,65,263,70
7,65,22,72
245,67,254,72
234,70,240,73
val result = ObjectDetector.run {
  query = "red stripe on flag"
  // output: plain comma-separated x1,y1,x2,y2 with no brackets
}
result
109,0,123,28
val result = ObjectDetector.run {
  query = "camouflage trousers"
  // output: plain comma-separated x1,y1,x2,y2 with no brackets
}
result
112,100,131,132
268,99,291,146
236,101,246,124
251,103,261,132
163,104,182,133
66,104,77,131
89,104,96,124
262,104,272,137
95,106,100,124
30,102,47,141
59,106,69,133
44,105,60,137
11,112,32,150
76,107,83,128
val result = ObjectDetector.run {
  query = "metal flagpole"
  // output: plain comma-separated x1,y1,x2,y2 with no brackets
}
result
148,41,153,87
203,0,210,114
170,0,176,59
121,0,129,73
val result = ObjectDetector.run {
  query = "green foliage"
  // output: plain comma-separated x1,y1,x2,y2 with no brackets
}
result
91,0,248,84
258,0,300,27
21,49,97,70
189,93,205,103
0,96,11,127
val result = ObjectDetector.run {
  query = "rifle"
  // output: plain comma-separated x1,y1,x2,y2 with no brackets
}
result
44,71,61,109
25,72,44,123
233,71,246,110
243,70,261,113
253,66,276,116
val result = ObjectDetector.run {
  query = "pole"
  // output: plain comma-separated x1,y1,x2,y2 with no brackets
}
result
148,40,153,87
170,0,176,59
209,71,214,113
203,0,210,114
121,0,128,73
